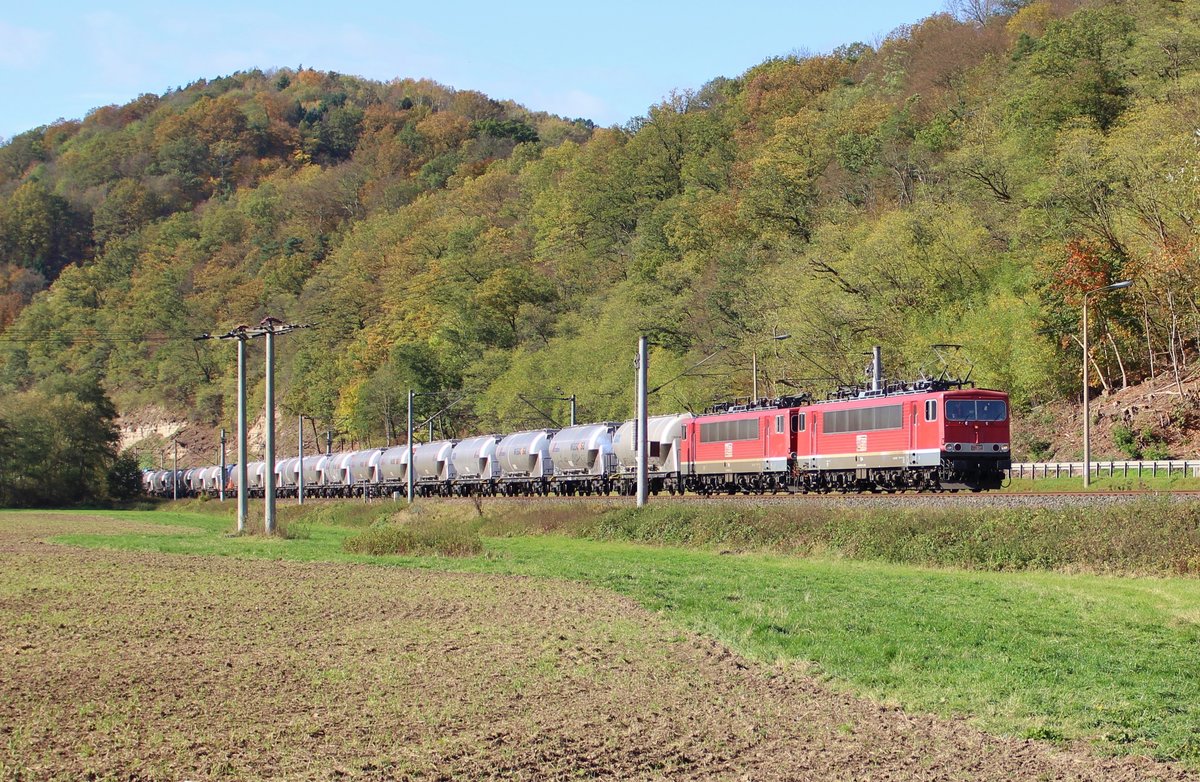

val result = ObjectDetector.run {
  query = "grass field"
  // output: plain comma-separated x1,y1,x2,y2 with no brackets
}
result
19,503,1200,770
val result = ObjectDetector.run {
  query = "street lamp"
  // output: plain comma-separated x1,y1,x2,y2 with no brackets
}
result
752,329,791,400
1083,280,1133,488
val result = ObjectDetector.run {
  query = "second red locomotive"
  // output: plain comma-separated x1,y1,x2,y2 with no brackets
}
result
683,349,1009,493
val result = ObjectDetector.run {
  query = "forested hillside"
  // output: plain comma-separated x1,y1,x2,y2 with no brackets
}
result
0,0,1197,474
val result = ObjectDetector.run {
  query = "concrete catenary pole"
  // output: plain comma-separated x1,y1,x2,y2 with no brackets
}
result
407,389,415,503
264,326,276,535
569,394,577,427
297,415,305,505
236,336,248,533
636,335,649,508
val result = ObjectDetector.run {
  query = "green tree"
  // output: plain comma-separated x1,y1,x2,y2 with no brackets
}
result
0,377,119,507
0,180,87,278
106,451,144,501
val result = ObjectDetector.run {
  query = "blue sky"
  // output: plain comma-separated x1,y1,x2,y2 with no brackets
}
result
0,1,947,140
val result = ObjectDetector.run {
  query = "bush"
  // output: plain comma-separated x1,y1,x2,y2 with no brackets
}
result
478,502,608,537
1113,425,1139,458
287,502,395,529
1114,424,1171,461
343,516,483,557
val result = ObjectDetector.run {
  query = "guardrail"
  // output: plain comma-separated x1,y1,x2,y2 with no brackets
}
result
1009,461,1200,479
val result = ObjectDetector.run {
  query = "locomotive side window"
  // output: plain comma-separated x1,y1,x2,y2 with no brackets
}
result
824,404,902,434
699,419,759,443
794,413,806,432
775,415,784,434
925,400,937,421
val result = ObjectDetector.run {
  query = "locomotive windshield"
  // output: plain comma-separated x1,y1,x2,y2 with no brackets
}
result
945,399,1007,422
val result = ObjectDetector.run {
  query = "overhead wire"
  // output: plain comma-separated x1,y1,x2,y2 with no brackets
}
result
0,316,351,344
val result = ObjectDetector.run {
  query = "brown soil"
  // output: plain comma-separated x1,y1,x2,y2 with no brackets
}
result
1013,367,1200,461
0,517,1192,781
118,406,368,473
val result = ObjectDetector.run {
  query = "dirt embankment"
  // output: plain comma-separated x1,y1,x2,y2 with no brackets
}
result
1013,367,1200,461
117,406,373,470
1,517,1192,781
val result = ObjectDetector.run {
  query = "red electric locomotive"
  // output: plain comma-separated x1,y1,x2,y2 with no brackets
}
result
683,351,1010,493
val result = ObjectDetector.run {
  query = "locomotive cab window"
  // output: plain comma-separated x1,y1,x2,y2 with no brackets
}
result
775,415,784,434
925,400,937,421
945,399,1008,422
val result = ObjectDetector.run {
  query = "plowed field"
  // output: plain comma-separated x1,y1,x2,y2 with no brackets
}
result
0,515,1191,780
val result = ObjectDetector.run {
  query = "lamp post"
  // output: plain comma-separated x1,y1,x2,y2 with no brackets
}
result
1083,280,1133,488
752,329,791,401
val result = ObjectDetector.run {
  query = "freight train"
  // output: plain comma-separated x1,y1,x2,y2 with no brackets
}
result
145,352,1010,498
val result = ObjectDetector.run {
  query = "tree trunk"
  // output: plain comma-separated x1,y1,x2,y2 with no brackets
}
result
1074,334,1111,394
1189,294,1200,370
1169,290,1184,394
1141,292,1156,382
1107,329,1128,390
1091,351,1111,394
